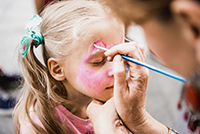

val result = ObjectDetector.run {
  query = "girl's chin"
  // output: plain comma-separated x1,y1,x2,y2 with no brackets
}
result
91,88,113,102
93,96,113,104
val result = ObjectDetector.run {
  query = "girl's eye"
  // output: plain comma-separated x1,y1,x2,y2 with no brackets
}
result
92,58,106,66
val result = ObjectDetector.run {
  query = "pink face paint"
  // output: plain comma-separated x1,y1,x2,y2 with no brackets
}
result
96,39,107,48
76,38,121,94
94,39,119,50
76,52,113,95
90,39,107,54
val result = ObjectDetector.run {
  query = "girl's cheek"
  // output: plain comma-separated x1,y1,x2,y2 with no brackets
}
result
76,54,112,94
77,66,112,94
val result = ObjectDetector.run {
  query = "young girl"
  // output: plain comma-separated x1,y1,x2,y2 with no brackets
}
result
14,0,125,133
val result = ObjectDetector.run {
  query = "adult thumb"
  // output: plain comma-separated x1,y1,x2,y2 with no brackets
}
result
86,100,103,118
113,55,127,93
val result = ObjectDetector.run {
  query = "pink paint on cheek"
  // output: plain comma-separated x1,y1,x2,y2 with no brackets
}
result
76,53,113,94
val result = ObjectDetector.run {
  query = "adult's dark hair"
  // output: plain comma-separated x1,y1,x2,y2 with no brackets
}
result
105,0,200,25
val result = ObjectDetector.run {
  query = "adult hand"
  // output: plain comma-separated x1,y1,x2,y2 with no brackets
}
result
86,98,129,134
105,42,168,134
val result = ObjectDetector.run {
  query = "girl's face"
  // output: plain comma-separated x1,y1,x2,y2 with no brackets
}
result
62,19,124,102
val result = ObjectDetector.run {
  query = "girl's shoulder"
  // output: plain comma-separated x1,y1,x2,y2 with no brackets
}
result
20,105,44,134
20,104,94,134
55,104,94,133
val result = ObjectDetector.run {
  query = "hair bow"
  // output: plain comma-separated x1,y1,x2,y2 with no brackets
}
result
20,14,44,58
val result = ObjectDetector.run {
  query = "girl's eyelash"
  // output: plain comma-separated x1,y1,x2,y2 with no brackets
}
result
92,58,106,66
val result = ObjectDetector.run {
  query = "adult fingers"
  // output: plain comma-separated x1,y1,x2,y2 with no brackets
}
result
105,42,142,60
105,42,145,62
113,55,127,97
139,45,146,61
86,99,103,118
86,98,116,118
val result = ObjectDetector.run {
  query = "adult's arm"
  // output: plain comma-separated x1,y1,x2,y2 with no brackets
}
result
105,43,169,134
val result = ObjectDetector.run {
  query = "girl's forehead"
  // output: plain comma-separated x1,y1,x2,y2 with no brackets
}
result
71,19,124,57
94,38,123,49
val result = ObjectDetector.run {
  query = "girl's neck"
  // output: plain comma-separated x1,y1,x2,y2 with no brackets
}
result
63,82,92,119
72,94,92,119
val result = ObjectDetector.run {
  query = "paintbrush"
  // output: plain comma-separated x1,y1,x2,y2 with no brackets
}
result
93,43,185,82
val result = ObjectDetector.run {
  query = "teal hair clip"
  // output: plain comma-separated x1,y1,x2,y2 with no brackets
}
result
20,14,44,58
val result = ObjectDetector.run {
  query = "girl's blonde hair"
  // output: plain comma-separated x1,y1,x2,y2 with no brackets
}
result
14,1,113,133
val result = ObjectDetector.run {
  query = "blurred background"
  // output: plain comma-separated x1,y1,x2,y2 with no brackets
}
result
0,0,193,133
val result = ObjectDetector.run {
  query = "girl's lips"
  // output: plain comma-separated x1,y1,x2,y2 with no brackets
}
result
106,86,114,89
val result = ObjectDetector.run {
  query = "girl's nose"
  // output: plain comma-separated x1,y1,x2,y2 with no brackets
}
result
107,62,113,77
108,69,113,77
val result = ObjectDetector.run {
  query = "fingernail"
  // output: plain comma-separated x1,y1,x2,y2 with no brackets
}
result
107,56,112,61
114,55,123,62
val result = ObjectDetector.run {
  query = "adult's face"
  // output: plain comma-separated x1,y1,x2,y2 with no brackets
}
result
140,13,198,78
138,0,200,78
106,0,200,78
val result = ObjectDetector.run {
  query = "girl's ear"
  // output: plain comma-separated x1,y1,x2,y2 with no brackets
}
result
48,58,66,81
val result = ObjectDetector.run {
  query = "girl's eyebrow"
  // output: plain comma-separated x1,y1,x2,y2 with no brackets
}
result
86,50,105,61
90,51,104,57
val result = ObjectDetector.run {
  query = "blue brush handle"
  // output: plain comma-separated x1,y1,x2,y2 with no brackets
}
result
121,55,186,82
